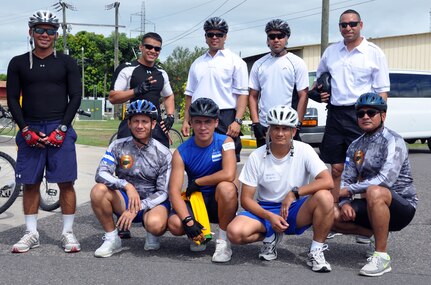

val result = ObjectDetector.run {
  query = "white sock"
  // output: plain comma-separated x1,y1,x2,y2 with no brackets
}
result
310,240,324,251
25,214,38,234
263,234,275,243
62,214,75,234
218,229,227,241
105,229,118,240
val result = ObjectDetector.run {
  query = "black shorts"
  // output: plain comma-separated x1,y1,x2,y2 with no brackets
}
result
350,191,416,232
185,193,219,224
117,119,169,148
319,104,362,164
216,109,242,162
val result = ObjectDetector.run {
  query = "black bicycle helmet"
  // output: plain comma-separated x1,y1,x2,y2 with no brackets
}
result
28,10,60,29
203,17,228,33
265,19,291,37
355,92,387,111
126,99,158,120
189,98,220,119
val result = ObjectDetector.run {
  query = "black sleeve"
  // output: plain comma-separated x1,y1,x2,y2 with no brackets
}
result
61,55,82,126
6,56,26,130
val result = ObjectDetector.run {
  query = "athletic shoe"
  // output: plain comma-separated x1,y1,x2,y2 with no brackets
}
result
326,231,342,239
307,244,332,272
212,239,232,263
356,235,371,244
259,232,283,261
61,231,81,253
11,231,40,253
118,229,132,239
190,241,206,252
359,253,392,276
144,232,160,251
366,236,376,257
94,235,122,258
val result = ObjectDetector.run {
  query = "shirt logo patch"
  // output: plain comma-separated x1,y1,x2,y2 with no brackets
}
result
212,151,222,162
354,150,364,166
120,155,134,169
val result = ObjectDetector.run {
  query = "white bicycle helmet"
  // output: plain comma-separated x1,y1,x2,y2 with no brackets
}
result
266,105,298,127
29,10,60,29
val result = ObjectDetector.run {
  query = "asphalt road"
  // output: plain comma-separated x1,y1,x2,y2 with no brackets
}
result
0,142,430,285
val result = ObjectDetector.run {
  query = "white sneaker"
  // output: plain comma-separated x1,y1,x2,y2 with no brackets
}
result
144,232,160,251
11,231,40,253
307,244,332,272
94,234,122,258
190,241,206,252
212,239,232,263
356,235,371,244
259,232,283,261
61,231,81,253
359,253,392,277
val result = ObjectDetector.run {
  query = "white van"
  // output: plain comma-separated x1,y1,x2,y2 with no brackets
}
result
300,70,431,151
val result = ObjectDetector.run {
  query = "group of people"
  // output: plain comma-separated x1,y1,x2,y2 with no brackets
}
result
6,8,418,278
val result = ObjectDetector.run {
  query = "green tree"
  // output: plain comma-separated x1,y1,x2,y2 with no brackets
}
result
0,74,6,81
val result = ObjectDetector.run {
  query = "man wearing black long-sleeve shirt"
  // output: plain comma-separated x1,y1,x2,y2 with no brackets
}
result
7,10,82,254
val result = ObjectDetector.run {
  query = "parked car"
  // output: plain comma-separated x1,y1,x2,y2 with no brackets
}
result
300,70,431,151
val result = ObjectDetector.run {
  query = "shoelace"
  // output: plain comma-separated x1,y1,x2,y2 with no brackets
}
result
214,240,227,254
311,244,329,262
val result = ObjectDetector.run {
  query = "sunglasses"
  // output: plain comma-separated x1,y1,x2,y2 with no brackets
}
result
339,21,360,28
33,27,57,36
205,32,225,38
143,44,162,52
267,33,286,40
356,109,380,118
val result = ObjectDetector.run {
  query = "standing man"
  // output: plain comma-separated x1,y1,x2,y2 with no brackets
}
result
7,10,82,253
227,105,334,272
316,9,390,203
109,32,175,149
181,17,248,161
169,98,238,263
249,19,309,147
333,93,418,276
90,100,172,257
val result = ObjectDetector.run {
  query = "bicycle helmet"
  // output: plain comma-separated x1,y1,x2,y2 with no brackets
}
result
126,99,158,120
265,19,291,37
203,17,228,33
28,10,60,29
189,98,220,119
317,72,331,93
355,92,387,112
267,105,298,127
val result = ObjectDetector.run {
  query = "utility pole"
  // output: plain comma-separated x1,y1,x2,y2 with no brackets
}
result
81,47,85,98
106,2,121,70
53,1,76,55
321,0,330,55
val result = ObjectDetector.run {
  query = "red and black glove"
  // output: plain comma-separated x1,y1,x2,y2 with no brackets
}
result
21,127,44,147
47,128,66,148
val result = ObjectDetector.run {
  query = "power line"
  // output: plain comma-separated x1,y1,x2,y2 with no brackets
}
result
149,0,215,21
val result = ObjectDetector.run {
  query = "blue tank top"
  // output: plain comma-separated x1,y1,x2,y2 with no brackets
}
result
178,133,227,195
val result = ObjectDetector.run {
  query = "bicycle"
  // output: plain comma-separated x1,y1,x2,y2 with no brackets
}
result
109,128,184,148
0,151,21,214
0,105,17,143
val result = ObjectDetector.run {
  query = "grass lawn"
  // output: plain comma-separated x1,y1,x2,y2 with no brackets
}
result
74,119,120,147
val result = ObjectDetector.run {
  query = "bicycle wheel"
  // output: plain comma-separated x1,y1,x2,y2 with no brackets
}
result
168,129,184,149
109,132,118,145
0,117,16,143
0,151,21,214
39,176,60,211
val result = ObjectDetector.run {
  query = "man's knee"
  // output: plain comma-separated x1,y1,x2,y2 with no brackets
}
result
90,183,110,203
227,221,247,244
365,185,391,206
216,182,238,203
331,164,344,179
167,215,183,236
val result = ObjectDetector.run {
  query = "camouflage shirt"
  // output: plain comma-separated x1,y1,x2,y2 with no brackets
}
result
340,126,418,208
95,137,172,212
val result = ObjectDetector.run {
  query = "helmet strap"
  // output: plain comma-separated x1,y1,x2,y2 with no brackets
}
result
28,33,35,69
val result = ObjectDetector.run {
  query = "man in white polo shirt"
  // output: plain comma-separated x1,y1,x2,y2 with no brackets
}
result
181,17,249,161
316,9,390,203
249,19,309,147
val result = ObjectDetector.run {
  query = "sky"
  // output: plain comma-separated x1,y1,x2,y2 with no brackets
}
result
0,0,430,74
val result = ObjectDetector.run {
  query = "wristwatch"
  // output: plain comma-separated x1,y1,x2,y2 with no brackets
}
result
59,125,68,132
291,186,300,200
234,118,243,125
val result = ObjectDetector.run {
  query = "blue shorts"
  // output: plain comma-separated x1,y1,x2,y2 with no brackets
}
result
15,120,77,184
238,198,311,238
116,190,170,223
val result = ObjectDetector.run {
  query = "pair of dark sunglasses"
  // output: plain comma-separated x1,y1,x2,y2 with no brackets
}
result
339,21,360,28
143,44,162,52
33,27,57,36
205,32,225,38
267,33,286,40
356,109,380,118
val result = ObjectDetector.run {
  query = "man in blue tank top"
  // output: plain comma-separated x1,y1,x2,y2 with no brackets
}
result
168,98,238,263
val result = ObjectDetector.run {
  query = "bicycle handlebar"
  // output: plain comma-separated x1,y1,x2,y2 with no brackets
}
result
77,109,91,117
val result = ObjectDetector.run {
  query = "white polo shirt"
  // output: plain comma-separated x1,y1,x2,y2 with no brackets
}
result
185,49,249,110
316,37,390,106
249,52,309,126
